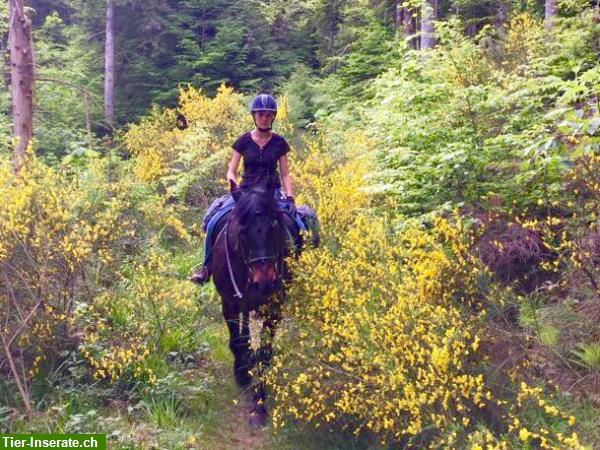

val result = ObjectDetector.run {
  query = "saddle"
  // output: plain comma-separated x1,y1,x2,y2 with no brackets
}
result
202,193,320,249
202,194,230,233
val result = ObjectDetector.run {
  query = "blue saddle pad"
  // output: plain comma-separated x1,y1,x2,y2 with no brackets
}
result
202,190,312,236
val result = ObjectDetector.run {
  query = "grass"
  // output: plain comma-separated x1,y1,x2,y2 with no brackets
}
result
1,313,386,450
571,343,600,371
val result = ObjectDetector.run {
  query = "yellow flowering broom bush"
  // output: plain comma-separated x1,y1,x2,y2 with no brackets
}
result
264,132,589,448
0,153,192,403
267,212,491,444
266,132,488,443
77,248,199,385
123,84,247,203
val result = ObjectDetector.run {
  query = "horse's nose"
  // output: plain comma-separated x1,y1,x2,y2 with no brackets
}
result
250,263,277,294
251,262,277,284
255,280,275,295
250,279,274,293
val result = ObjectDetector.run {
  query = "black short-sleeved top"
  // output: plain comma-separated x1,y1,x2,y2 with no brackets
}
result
232,131,290,189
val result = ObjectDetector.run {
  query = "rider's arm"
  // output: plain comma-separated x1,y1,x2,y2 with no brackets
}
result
279,154,294,199
227,150,242,184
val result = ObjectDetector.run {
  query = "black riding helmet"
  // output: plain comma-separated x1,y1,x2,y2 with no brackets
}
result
250,94,277,132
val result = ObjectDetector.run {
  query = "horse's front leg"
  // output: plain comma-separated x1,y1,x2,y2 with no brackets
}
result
224,309,251,388
249,297,282,427
237,308,253,388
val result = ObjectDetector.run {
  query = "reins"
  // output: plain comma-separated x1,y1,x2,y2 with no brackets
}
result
224,221,244,299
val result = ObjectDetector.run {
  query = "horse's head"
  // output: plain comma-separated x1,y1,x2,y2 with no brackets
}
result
230,180,283,295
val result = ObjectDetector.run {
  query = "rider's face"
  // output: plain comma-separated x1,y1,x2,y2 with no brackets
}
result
253,111,275,128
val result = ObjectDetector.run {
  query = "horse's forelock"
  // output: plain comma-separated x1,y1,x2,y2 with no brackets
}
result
232,187,278,226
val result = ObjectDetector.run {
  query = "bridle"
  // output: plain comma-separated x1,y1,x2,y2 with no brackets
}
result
223,205,284,299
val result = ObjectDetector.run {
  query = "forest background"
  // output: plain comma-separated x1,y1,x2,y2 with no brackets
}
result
2,0,600,449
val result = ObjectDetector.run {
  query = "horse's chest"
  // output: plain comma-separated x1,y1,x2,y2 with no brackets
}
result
244,289,270,311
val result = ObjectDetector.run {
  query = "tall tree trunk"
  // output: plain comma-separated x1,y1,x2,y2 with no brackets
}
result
421,0,438,50
405,9,418,50
9,0,34,175
395,0,402,30
545,0,557,30
104,0,115,132
396,1,418,49
494,2,508,32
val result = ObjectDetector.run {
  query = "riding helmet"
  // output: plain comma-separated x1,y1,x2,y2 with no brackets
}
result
250,94,277,114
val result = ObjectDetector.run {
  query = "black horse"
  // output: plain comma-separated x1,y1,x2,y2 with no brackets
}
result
210,180,300,426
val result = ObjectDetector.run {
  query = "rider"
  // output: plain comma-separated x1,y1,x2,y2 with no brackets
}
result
188,93,300,285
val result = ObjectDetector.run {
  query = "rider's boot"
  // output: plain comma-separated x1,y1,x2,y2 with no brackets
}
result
188,265,212,285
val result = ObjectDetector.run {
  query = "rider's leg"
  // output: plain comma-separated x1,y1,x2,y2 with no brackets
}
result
189,195,235,285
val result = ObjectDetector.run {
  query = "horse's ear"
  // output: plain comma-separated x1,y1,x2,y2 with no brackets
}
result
230,179,241,202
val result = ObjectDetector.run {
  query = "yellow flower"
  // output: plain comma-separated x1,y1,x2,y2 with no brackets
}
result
519,428,531,442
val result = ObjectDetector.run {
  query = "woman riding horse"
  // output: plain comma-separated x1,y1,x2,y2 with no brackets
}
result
188,93,305,426
188,93,303,285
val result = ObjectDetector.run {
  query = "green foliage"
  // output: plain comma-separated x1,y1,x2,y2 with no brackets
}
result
0,0,8,35
357,13,600,218
571,343,600,371
329,17,396,103
0,93,11,160
146,393,186,428
33,12,103,161
558,0,592,16
173,1,307,94
281,65,319,129
45,0,317,125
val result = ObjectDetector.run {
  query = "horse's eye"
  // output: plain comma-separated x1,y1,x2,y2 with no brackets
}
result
271,220,278,228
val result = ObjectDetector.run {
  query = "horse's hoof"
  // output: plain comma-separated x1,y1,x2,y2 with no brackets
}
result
248,410,267,428
234,360,252,388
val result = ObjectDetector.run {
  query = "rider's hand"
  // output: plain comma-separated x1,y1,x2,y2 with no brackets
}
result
286,196,297,216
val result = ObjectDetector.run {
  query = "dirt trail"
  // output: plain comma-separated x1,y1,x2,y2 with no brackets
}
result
226,390,269,450
202,313,271,450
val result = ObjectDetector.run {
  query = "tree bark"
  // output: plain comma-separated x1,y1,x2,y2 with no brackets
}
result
395,0,402,30
405,8,418,49
545,0,557,30
9,0,35,175
396,2,418,49
104,0,115,131
421,0,438,50
494,2,508,32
